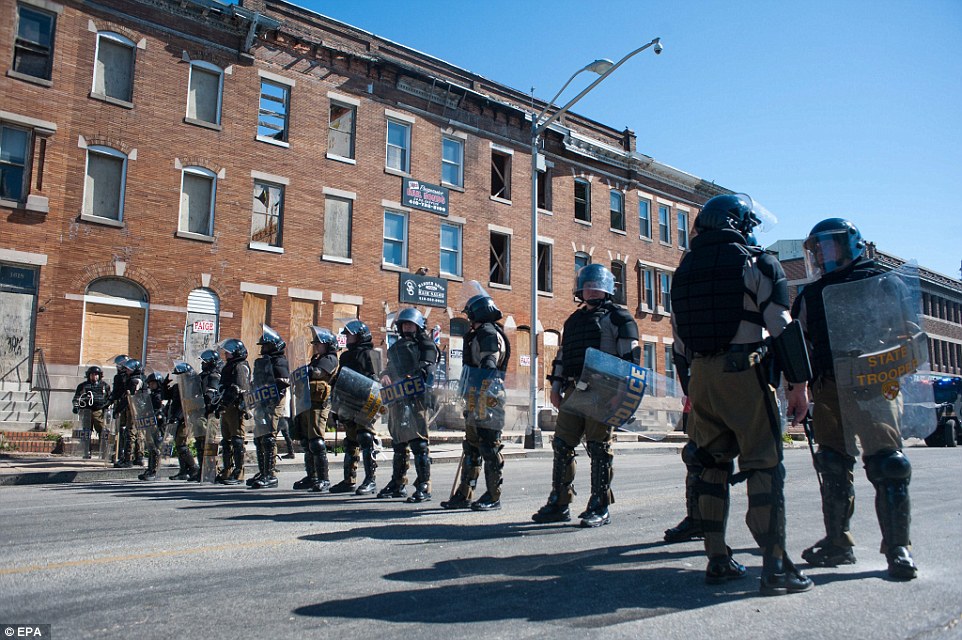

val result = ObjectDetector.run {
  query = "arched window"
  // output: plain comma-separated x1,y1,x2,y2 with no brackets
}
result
81,277,148,365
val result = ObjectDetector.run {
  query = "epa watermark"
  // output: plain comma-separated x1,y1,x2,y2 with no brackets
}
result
2,625,51,638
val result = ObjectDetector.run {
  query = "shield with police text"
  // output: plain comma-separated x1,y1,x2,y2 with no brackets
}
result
560,348,648,430
129,390,163,453
381,376,429,443
619,369,682,440
289,337,312,418
332,366,383,428
178,372,208,439
823,264,936,457
249,356,281,437
460,366,506,432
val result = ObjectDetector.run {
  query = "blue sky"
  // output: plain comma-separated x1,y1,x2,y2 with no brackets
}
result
295,0,962,279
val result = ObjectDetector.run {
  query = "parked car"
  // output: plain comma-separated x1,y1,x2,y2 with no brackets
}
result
925,377,962,448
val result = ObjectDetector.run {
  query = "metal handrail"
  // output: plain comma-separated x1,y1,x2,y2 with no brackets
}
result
31,348,50,430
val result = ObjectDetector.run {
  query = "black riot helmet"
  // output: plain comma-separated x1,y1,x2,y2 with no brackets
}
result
342,320,371,341
258,325,286,354
310,326,338,348
803,218,865,277
394,308,426,337
85,365,103,381
695,193,762,237
200,349,219,370
219,338,248,362
463,294,503,323
124,359,143,374
172,362,194,376
113,354,129,367
146,372,164,388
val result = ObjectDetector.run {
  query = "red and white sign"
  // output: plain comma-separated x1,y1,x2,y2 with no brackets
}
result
192,320,216,334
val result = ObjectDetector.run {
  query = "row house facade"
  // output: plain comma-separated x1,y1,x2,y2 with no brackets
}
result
0,0,728,423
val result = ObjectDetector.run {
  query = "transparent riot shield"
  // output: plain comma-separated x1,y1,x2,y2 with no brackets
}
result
178,372,208,440
99,413,116,464
622,369,683,440
381,376,429,443
249,356,280,437
129,390,163,454
460,366,506,432
560,348,648,430
200,417,221,483
289,337,312,418
332,366,383,427
823,264,936,456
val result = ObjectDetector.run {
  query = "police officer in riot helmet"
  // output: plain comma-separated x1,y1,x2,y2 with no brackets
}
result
247,326,290,490
330,320,381,495
123,359,148,468
138,372,167,481
72,366,111,459
671,193,814,595
107,356,133,467
292,327,339,492
441,285,510,511
194,349,222,480
534,264,639,527
165,362,200,481
787,218,918,580
378,307,440,503
215,339,253,486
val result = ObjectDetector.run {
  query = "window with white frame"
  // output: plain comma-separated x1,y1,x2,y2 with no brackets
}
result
658,204,671,244
324,196,353,260
441,136,463,187
678,210,689,249
12,4,56,81
0,125,30,202
328,101,355,159
610,189,625,231
251,181,283,247
179,166,216,236
440,222,462,277
574,179,590,222
186,61,222,125
611,261,627,305
489,231,510,286
92,32,134,103
640,267,655,310
383,210,408,267
386,120,410,172
643,342,656,371
659,272,672,313
574,251,590,276
490,149,511,199
258,79,289,143
83,146,127,221
639,198,651,239
537,242,553,293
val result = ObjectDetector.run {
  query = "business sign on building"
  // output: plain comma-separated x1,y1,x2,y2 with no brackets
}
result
399,274,448,308
402,178,449,216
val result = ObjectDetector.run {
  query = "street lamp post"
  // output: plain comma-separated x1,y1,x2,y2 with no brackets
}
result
526,38,662,448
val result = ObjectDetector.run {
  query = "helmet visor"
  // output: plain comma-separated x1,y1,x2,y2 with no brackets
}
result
803,229,859,277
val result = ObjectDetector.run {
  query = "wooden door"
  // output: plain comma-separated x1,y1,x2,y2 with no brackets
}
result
241,293,269,362
542,331,560,404
288,299,317,366
514,328,530,393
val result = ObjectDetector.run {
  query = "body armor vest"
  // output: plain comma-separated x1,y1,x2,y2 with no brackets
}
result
269,353,290,381
561,305,610,378
126,373,145,395
387,338,422,381
340,344,377,379
111,373,128,410
798,257,881,377
671,229,762,355
464,322,510,371
165,383,183,422
80,381,109,409
220,359,250,391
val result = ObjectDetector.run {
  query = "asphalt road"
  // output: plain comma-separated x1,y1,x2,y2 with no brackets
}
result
0,447,960,640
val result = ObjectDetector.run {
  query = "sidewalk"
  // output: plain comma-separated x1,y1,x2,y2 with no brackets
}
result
0,430,688,486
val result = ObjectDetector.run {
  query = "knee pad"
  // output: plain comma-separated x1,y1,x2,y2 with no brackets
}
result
356,432,375,449
865,450,912,484
681,440,702,471
461,440,482,464
221,438,231,450
308,438,326,455
552,436,576,460
409,438,429,457
586,440,612,459
814,447,856,476
230,436,245,451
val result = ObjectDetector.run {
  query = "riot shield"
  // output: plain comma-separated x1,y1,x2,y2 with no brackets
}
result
823,264,936,456
560,348,648,430
99,414,116,464
621,369,682,440
459,366,506,431
332,366,383,427
248,356,280,438
289,337,312,418
380,376,428,443
200,417,221,483
129,390,163,453
177,372,208,440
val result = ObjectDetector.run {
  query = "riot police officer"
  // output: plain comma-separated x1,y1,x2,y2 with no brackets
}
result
215,339,253,486
441,284,510,511
248,326,290,490
138,372,167,481
125,359,148,467
72,366,111,459
166,362,200,481
663,400,704,543
787,218,918,580
196,349,222,481
670,193,814,595
533,264,639,528
330,320,380,495
378,308,440,503
108,356,132,467
292,327,339,492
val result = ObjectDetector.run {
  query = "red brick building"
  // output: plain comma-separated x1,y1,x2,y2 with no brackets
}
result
1,0,728,425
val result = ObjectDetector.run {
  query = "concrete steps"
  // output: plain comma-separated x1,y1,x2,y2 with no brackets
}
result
0,382,46,430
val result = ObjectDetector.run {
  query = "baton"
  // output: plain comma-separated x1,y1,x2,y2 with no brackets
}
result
800,411,822,490
448,452,465,500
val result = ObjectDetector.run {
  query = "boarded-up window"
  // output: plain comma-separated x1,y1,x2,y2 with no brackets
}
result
83,146,126,221
241,293,270,363
180,168,215,236
324,196,352,259
187,62,221,125
328,103,355,159
288,299,317,365
93,32,134,102
332,303,358,349
81,278,148,365
514,328,530,393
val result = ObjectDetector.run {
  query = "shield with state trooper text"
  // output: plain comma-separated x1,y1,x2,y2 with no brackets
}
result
560,348,648,430
459,366,506,432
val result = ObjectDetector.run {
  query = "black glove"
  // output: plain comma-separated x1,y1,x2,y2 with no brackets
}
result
72,407,79,414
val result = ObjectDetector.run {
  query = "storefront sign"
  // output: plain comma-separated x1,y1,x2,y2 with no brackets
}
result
399,274,448,308
402,178,449,216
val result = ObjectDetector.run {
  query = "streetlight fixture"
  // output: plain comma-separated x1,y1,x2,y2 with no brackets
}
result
526,37,662,448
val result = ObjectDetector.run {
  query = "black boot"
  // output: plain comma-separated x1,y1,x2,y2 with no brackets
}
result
246,437,265,487
472,437,504,512
442,444,481,509
114,428,132,468
329,439,358,493
803,450,857,566
189,437,205,481
216,439,233,484
310,438,330,492
867,451,917,580
580,441,612,527
406,440,431,503
293,440,317,490
223,437,246,485
356,444,378,495
665,449,704,542
170,445,192,480
377,445,408,498
532,438,576,523
252,435,279,489
138,450,158,481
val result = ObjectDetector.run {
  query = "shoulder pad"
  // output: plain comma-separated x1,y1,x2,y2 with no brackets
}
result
755,251,786,280
606,305,639,340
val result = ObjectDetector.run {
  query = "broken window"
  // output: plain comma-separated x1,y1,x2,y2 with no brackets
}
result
328,102,355,159
489,231,511,286
258,79,290,143
574,179,590,222
92,32,134,103
490,150,511,200
251,181,284,247
12,4,56,81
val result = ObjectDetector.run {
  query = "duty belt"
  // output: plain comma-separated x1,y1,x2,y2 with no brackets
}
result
695,342,766,358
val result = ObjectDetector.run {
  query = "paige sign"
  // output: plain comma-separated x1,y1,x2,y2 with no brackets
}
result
402,178,449,216
399,274,448,308
192,320,216,334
